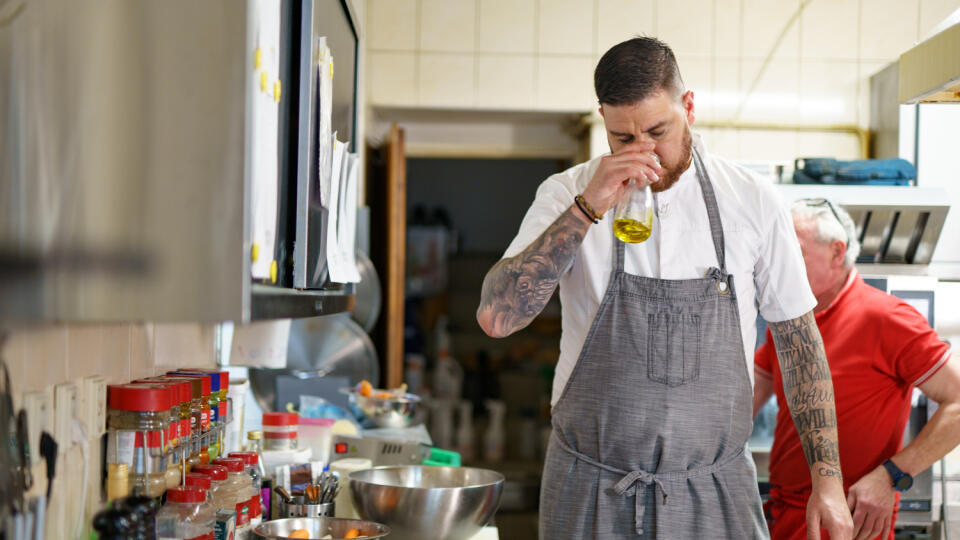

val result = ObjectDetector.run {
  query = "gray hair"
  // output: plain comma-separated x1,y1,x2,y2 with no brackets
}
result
790,199,861,269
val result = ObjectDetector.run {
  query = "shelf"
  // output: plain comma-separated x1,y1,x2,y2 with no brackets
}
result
250,283,356,320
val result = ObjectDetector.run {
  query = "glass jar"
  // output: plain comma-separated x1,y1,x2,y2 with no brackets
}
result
132,380,179,450
107,384,170,499
211,458,251,529
156,487,215,540
168,372,212,464
191,465,230,512
175,370,225,459
262,412,298,451
229,452,262,527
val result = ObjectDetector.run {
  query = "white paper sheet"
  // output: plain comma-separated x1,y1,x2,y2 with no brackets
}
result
336,152,361,283
325,137,351,283
249,0,282,279
317,38,334,206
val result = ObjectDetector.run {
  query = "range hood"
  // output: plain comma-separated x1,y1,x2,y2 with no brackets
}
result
776,185,950,265
899,17,960,103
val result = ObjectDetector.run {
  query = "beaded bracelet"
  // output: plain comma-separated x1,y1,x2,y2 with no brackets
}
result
574,194,601,224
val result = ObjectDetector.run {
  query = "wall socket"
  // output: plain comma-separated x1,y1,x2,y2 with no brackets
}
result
54,382,78,453
22,390,52,466
81,376,107,437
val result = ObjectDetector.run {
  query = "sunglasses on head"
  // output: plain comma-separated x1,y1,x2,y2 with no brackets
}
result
800,198,849,247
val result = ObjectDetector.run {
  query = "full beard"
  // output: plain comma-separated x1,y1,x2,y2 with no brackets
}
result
650,126,693,193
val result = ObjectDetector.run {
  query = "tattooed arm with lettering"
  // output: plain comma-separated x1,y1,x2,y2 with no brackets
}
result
769,311,853,540
477,142,661,338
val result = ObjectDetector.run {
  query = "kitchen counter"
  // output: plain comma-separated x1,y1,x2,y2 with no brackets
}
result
469,527,500,539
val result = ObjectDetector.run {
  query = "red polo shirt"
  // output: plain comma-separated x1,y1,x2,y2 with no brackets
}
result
755,270,950,504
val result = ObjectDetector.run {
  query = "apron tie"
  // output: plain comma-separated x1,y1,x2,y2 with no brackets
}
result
552,430,747,536
612,469,668,535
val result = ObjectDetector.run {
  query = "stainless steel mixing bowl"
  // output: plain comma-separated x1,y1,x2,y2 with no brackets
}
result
349,466,505,540
346,390,421,428
251,517,390,539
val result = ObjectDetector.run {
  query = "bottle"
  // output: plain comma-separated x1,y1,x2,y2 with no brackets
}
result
156,486,215,540
191,464,230,512
613,153,659,243
456,400,474,462
432,316,463,401
430,399,454,450
483,400,506,463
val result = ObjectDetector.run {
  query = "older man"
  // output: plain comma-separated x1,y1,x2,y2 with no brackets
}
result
754,198,960,540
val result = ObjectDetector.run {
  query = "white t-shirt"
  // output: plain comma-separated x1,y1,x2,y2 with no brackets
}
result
502,133,816,406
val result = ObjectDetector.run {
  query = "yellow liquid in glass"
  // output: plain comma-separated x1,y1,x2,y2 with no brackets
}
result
614,216,653,243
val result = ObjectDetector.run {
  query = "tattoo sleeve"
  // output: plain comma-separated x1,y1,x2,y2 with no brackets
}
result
769,311,843,483
477,205,589,338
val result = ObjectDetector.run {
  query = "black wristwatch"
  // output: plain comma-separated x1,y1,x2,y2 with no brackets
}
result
882,459,914,492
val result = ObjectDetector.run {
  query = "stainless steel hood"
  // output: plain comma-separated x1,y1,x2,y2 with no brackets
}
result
899,18,960,103
776,185,950,264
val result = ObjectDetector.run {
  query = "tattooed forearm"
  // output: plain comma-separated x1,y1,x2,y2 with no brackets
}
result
477,205,589,338
769,311,843,482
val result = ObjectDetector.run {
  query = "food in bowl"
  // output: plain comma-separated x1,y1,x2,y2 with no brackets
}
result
345,382,420,428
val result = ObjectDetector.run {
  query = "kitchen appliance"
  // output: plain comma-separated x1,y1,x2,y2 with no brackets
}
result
775,185,949,265
348,466,504,540
331,434,461,467
248,313,378,413
252,517,389,540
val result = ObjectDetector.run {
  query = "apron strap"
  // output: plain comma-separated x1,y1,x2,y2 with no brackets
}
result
691,147,728,275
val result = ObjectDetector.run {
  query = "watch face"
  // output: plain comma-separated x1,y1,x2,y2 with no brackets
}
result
895,475,914,492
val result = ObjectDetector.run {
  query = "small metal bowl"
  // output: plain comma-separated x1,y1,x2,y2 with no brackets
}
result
342,388,421,428
252,517,390,539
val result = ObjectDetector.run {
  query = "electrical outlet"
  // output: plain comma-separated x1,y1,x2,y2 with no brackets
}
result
81,376,107,437
22,391,52,466
54,382,78,453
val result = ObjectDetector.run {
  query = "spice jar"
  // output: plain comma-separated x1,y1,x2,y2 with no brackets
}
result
191,464,230,511
228,452,262,528
131,380,181,489
107,384,170,499
211,458,251,530
184,473,214,505
156,486,215,540
174,370,224,459
168,372,212,464
262,412,298,450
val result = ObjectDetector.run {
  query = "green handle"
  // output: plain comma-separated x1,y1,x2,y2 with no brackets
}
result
422,447,461,467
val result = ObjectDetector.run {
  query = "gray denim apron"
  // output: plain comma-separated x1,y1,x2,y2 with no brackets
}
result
539,148,768,539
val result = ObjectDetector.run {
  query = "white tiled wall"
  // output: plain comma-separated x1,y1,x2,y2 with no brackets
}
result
1,323,217,538
366,0,960,161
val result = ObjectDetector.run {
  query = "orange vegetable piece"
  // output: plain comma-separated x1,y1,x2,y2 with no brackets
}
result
344,529,361,538
288,530,310,539
358,380,372,397
373,392,393,399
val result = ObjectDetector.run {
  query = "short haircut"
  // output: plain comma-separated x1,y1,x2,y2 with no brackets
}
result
594,36,685,106
791,200,861,269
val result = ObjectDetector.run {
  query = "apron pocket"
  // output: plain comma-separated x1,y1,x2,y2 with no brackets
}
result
647,313,701,387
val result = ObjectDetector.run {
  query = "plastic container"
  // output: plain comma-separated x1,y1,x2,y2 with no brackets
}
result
298,417,334,465
156,486,215,540
211,458,251,532
184,473,214,505
228,452,263,528
262,412,298,451
191,464,230,511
